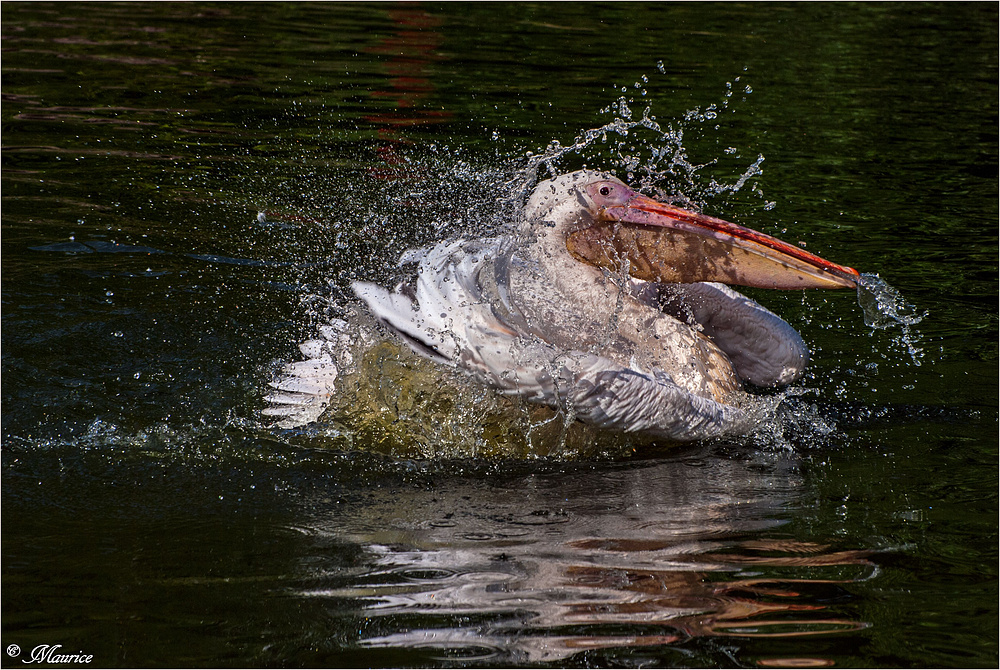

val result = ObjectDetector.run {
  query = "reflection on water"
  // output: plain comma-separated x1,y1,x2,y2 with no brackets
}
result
295,454,872,665
363,6,449,180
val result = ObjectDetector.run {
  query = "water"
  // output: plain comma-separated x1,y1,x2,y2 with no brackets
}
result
856,273,926,365
3,3,997,667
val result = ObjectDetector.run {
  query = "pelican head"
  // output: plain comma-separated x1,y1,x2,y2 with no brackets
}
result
521,170,859,291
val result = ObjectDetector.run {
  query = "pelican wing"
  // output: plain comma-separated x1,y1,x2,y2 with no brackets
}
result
261,322,351,428
352,238,511,365
475,338,751,441
353,240,752,442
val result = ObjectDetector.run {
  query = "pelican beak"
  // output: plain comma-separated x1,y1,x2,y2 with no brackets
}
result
566,189,859,290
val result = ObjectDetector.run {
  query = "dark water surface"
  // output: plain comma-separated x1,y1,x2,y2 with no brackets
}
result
3,3,997,667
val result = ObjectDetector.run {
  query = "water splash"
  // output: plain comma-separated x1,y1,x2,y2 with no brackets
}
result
260,74,886,457
508,76,767,218
856,273,926,365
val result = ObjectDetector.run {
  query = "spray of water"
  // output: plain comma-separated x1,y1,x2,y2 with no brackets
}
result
506,75,767,217
856,273,926,366
258,73,927,458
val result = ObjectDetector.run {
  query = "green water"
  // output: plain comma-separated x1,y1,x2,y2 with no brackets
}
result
3,2,997,667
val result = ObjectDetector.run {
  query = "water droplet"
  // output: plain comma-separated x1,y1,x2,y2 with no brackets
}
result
857,274,923,329
856,273,926,365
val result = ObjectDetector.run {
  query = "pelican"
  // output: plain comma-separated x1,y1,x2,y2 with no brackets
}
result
266,170,858,442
